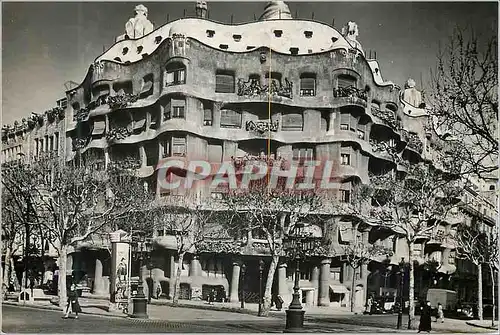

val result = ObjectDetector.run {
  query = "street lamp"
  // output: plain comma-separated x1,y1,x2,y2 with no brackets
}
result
130,233,152,319
397,257,407,330
283,222,316,332
258,259,264,316
240,263,246,309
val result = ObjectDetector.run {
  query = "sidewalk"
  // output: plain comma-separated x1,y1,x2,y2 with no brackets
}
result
4,295,496,333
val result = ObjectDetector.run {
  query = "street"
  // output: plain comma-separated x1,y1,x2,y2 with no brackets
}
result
2,304,409,333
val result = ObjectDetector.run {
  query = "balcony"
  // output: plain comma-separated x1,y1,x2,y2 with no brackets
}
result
369,139,396,160
427,230,445,245
333,86,368,101
371,107,400,131
245,120,279,134
236,78,293,99
109,157,141,170
106,126,132,142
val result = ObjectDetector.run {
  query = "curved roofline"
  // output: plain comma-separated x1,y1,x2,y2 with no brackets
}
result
93,16,341,64
69,17,393,94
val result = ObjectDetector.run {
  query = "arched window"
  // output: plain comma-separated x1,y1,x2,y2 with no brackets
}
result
337,74,357,89
165,62,186,87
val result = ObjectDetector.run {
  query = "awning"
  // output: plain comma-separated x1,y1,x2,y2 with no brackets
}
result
92,121,106,135
330,284,348,294
133,119,146,130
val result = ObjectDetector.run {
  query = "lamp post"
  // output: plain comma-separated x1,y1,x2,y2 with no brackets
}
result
397,257,406,330
147,254,153,304
130,233,152,319
284,222,314,332
258,259,264,316
240,263,246,309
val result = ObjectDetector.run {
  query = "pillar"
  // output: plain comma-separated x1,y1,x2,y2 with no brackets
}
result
311,265,320,305
230,260,241,303
168,253,175,299
139,145,146,168
190,255,202,300
94,258,105,295
278,262,288,297
318,258,331,306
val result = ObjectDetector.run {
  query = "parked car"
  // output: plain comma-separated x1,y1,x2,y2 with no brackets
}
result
455,302,474,319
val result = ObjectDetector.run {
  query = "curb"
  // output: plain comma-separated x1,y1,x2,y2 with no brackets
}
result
2,301,127,320
465,321,499,330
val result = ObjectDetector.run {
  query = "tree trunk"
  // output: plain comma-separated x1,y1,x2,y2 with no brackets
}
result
477,263,483,321
260,255,279,317
3,245,12,288
172,252,184,305
408,244,415,330
350,266,356,313
58,245,68,309
489,265,495,326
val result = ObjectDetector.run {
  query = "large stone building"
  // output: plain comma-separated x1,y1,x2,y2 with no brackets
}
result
2,1,497,311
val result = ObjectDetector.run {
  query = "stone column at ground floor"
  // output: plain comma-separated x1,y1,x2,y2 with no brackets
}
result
229,259,241,303
190,255,202,300
93,258,106,295
318,258,331,306
168,253,175,299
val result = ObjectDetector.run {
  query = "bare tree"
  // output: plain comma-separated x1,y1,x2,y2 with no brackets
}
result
456,222,499,323
430,27,498,179
366,163,462,329
151,197,221,304
1,158,42,293
341,235,391,312
221,163,322,317
34,157,149,308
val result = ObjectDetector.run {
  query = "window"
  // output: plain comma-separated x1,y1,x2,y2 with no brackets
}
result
449,251,456,265
265,72,282,88
337,74,356,88
220,110,241,128
172,137,186,156
330,268,341,281
292,147,314,163
204,109,213,126
172,106,185,119
206,30,215,37
371,101,381,111
165,64,186,86
304,31,313,38
232,34,242,42
340,113,350,131
489,185,495,191
340,190,350,203
300,74,316,96
357,130,365,140
162,139,170,158
274,30,283,37
164,99,186,120
289,47,299,55
341,153,350,165
215,71,235,93
157,229,165,237
282,113,303,131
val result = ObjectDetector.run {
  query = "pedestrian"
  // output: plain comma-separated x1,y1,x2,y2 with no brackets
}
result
437,302,444,323
208,289,215,305
366,295,373,315
418,301,432,333
156,283,162,299
63,280,82,319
